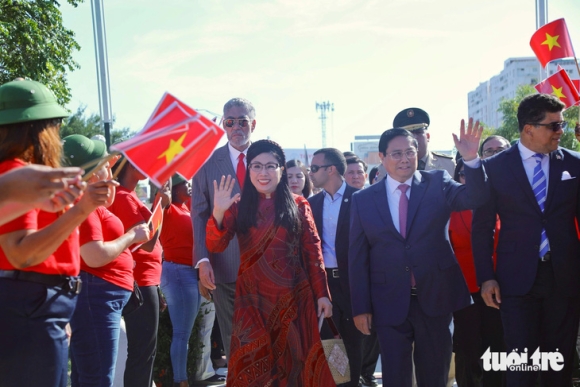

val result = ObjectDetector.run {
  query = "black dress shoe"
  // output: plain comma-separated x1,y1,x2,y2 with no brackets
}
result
194,373,226,386
360,374,378,387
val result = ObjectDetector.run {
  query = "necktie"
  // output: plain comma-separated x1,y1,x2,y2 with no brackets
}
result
532,153,549,258
418,159,426,171
236,153,245,190
398,184,416,287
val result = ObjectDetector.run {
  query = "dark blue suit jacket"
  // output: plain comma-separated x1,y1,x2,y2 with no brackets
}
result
472,146,580,297
309,184,359,297
349,167,488,327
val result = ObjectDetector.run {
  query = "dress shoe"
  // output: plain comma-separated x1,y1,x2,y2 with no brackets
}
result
360,374,378,387
194,373,226,386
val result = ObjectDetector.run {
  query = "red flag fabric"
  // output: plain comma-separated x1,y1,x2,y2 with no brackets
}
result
535,67,580,108
530,18,575,68
149,198,163,236
111,94,225,187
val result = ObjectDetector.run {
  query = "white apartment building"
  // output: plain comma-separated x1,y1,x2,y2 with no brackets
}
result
468,57,579,129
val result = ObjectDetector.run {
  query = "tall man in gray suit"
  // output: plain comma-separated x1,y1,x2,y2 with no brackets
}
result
191,98,256,360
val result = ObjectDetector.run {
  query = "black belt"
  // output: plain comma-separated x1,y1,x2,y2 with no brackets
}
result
540,252,551,262
326,268,339,278
0,270,82,294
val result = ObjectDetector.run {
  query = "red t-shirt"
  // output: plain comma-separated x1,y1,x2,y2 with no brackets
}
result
79,207,134,291
108,186,162,286
0,159,80,276
159,203,193,266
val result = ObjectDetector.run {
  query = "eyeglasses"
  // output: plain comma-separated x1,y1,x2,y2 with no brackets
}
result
248,162,279,172
482,147,507,157
223,118,251,128
385,149,417,160
309,164,334,173
529,121,568,132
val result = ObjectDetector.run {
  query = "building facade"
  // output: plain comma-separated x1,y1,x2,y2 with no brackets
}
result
468,57,579,129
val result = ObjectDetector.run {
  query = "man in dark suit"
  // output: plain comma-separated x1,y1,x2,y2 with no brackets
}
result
308,148,363,387
191,98,256,363
349,121,487,387
472,93,580,386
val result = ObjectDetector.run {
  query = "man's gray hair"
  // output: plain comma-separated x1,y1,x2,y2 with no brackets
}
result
223,98,256,119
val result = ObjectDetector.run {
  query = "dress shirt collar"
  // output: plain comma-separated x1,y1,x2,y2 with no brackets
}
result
518,141,546,160
323,180,347,201
228,142,248,160
385,174,414,195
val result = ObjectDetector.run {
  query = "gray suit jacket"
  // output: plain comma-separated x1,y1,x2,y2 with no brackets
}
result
191,143,241,284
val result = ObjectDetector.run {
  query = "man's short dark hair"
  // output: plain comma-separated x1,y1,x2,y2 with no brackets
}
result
223,98,256,119
378,128,418,155
346,157,368,172
517,94,565,132
343,151,357,160
313,148,346,176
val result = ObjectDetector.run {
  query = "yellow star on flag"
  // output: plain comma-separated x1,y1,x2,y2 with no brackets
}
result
158,132,187,164
551,85,566,99
541,33,561,51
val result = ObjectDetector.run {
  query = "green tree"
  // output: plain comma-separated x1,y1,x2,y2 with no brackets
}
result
60,106,135,145
0,0,82,105
487,85,579,151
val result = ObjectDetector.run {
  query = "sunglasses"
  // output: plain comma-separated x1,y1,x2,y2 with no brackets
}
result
223,118,251,128
309,164,334,173
529,121,568,132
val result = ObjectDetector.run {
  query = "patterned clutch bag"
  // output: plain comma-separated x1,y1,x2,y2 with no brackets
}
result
318,315,351,384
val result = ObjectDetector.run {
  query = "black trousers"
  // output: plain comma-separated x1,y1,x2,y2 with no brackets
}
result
320,273,363,387
500,261,580,387
124,285,160,387
361,327,380,379
453,292,505,387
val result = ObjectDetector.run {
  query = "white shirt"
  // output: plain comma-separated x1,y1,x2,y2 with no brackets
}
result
385,175,413,234
518,141,550,193
517,141,550,250
321,181,347,268
228,142,248,170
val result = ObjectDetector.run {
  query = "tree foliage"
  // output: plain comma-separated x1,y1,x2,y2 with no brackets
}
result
60,106,135,145
486,84,579,151
0,0,82,105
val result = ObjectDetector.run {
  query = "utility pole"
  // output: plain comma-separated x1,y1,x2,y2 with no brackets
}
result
535,0,548,81
315,101,334,148
91,0,113,148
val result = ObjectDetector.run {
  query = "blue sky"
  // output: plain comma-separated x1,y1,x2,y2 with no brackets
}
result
61,0,580,152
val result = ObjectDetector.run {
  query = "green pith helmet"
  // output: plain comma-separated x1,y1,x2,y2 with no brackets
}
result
62,134,107,168
171,174,187,187
0,78,69,125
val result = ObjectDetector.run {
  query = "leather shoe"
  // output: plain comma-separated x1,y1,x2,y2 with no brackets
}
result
360,374,378,387
193,373,226,386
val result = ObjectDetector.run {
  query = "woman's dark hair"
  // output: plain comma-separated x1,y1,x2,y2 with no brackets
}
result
453,157,465,183
237,140,300,234
369,166,379,185
285,159,312,197
0,119,62,167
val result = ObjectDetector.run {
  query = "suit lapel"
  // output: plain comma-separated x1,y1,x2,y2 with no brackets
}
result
337,185,355,236
372,180,402,239
310,193,324,238
505,146,542,215
406,171,427,237
215,144,241,193
546,149,564,210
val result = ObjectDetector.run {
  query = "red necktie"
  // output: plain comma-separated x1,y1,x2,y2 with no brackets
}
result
236,153,245,190
398,184,416,287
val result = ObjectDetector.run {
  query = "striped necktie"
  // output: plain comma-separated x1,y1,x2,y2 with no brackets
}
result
532,153,549,258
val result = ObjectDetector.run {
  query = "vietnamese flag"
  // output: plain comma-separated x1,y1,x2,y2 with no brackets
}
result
535,67,580,108
530,18,575,68
111,95,225,187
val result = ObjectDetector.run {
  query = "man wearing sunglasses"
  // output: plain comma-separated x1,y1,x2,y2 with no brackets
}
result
472,93,580,386
191,98,256,368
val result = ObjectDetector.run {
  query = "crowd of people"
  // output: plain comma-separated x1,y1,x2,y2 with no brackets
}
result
0,76,579,387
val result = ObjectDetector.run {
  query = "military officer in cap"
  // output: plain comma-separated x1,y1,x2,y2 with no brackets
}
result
393,107,455,175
